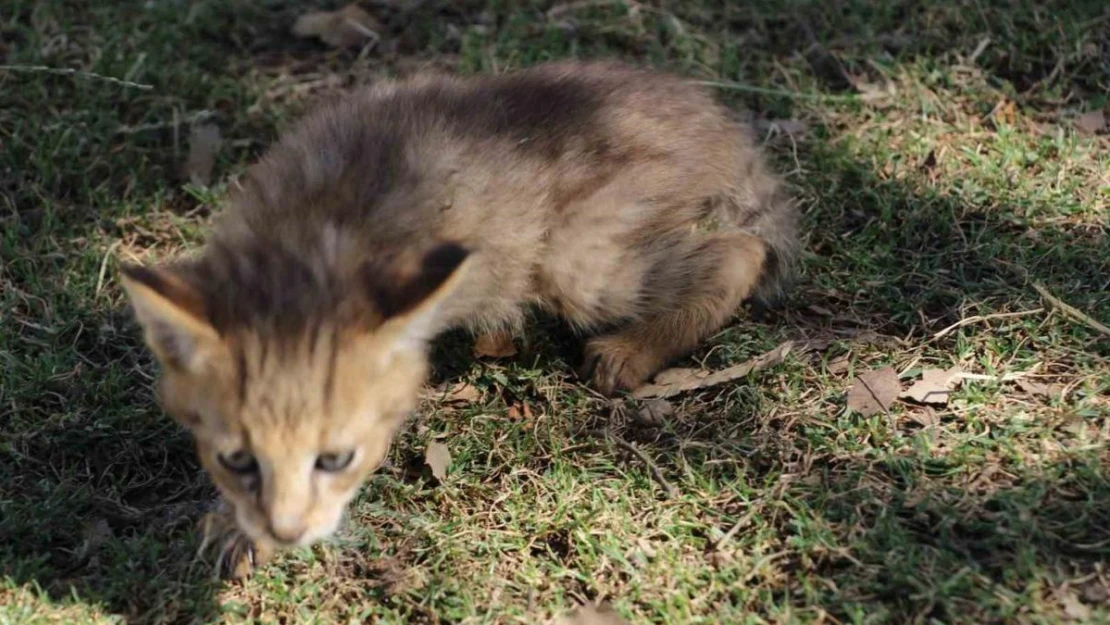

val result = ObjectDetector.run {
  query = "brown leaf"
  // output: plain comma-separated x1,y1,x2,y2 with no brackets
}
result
441,382,479,404
827,354,850,375
1016,378,1066,400
807,304,834,317
992,99,1018,126
473,330,517,358
1074,109,1107,136
1062,591,1091,621
632,340,825,399
636,398,673,427
292,3,384,49
846,366,901,416
652,368,699,387
556,604,630,625
900,367,963,406
424,441,450,483
183,123,221,186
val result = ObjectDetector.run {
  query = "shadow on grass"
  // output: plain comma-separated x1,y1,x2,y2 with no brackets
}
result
0,301,224,622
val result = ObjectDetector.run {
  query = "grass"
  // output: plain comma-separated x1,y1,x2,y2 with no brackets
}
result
1,0,1109,623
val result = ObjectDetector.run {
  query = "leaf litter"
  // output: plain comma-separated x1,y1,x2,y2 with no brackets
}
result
1016,378,1067,400
292,3,384,50
635,398,674,427
845,366,901,416
555,604,630,625
423,441,451,483
427,381,480,404
632,339,828,399
900,367,964,406
1074,109,1107,136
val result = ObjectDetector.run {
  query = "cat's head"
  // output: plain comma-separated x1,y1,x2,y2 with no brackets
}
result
119,238,469,548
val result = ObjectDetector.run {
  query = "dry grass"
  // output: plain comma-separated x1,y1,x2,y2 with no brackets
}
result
1,1,1108,623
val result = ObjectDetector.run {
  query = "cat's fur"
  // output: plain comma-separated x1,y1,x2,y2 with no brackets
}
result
120,61,798,571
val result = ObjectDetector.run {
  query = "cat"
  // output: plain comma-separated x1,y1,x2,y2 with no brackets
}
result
119,60,798,575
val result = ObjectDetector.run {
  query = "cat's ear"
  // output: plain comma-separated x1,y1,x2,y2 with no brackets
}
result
119,263,223,373
362,242,471,348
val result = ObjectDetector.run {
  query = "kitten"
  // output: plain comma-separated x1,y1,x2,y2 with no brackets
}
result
119,61,798,574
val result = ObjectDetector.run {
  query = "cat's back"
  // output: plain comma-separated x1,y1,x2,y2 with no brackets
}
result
217,62,744,250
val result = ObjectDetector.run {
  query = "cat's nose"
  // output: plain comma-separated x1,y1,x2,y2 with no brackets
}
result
267,516,307,544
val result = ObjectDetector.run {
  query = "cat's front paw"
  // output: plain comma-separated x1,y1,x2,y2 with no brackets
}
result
198,500,274,580
580,335,657,396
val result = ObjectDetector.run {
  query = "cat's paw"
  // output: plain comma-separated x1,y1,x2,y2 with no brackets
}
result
198,500,273,580
580,335,657,396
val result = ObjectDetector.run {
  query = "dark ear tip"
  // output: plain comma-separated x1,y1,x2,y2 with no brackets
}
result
119,262,155,285
424,242,471,272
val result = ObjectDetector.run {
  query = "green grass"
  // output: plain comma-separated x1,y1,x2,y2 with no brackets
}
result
2,0,1109,623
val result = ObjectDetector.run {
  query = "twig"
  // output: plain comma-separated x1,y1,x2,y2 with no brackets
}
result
956,372,1028,383
696,79,861,103
714,506,757,550
932,308,1044,339
95,240,123,299
968,36,992,64
1031,281,1110,339
547,0,646,19
597,431,679,498
115,109,214,135
0,64,153,90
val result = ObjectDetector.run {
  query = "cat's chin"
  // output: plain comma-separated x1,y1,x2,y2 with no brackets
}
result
229,502,346,549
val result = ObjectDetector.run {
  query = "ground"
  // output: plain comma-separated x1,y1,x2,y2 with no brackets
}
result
1,1,1109,623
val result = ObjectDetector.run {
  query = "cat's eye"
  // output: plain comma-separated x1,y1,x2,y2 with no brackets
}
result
315,450,355,473
218,450,259,475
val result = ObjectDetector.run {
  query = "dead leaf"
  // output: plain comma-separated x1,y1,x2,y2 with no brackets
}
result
989,99,1018,126
652,368,699,387
473,330,517,358
440,382,479,404
1074,109,1107,136
846,366,901,416
1016,378,1066,400
635,398,673,427
1080,580,1110,604
1062,591,1091,621
827,354,850,375
183,123,221,186
632,340,825,399
424,441,450,483
807,304,834,317
633,537,657,560
292,3,384,49
556,604,630,625
900,367,963,406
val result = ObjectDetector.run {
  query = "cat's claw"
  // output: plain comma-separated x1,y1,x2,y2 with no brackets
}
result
198,500,273,580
